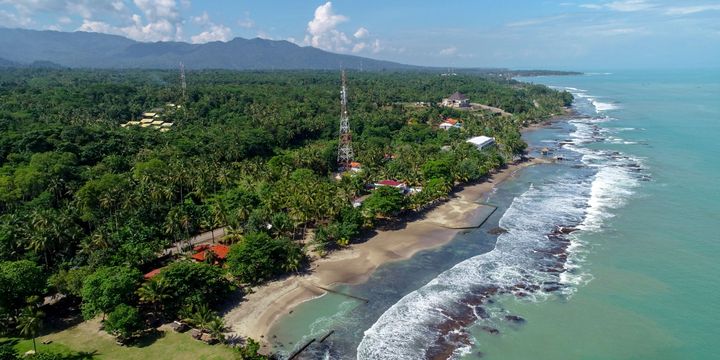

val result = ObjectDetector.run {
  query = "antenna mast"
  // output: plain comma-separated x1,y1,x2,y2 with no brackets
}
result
179,62,187,101
337,70,354,170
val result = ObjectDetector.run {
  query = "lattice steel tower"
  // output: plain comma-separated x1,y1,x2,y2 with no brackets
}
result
179,62,187,101
337,70,354,170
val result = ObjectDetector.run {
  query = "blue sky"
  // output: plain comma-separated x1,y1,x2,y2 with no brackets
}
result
1,0,719,69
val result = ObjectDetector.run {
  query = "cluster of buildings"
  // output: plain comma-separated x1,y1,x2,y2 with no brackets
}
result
121,103,180,132
442,92,470,108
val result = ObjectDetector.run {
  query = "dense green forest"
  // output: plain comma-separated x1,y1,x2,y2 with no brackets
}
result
0,68,571,349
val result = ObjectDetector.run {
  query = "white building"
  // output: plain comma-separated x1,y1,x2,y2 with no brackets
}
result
466,136,496,150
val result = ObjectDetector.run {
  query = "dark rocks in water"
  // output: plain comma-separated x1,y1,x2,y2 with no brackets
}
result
474,306,490,319
477,351,485,358
515,291,529,298
544,285,561,292
480,326,500,335
505,315,526,324
556,226,578,234
487,227,508,235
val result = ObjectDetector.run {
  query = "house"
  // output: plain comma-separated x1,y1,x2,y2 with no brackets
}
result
350,161,362,172
374,180,408,191
439,118,462,130
466,136,496,150
442,92,470,108
142,112,158,118
191,244,230,263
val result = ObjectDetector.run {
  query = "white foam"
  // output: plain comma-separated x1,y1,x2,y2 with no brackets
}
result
356,116,645,359
592,100,620,112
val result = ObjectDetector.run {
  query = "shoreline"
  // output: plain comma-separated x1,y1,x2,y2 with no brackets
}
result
223,156,550,348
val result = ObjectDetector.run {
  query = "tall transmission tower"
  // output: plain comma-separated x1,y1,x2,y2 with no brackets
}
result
179,62,187,101
337,70,354,170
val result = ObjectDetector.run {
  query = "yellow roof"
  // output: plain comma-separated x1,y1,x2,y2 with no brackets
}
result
151,120,164,125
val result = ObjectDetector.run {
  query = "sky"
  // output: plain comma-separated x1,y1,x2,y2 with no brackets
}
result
1,0,719,69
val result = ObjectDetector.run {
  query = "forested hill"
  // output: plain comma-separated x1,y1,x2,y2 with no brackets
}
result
0,27,416,70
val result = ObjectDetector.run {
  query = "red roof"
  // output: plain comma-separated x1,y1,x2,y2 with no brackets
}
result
444,118,459,125
350,161,362,168
191,244,230,262
376,180,404,187
143,268,162,280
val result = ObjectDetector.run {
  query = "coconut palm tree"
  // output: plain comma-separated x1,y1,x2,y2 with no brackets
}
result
16,306,44,354
190,304,215,331
207,317,226,343
137,277,171,318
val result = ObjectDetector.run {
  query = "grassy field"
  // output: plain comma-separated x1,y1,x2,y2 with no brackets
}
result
4,319,235,360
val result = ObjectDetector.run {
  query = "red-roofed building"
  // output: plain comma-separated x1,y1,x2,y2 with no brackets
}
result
143,268,162,280
439,117,462,130
374,180,408,192
191,244,230,264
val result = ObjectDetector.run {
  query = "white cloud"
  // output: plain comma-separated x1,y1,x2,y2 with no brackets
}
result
354,26,368,39
256,30,273,39
304,1,351,51
371,39,381,53
580,0,655,12
439,46,457,56
665,4,720,15
190,23,231,43
307,2,347,37
0,9,33,27
191,11,210,25
58,16,72,24
352,42,366,53
303,2,384,55
238,11,255,28
506,15,568,27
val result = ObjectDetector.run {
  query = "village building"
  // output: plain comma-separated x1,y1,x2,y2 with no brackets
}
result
466,136,496,150
374,179,409,192
191,244,230,264
439,118,462,130
442,92,470,108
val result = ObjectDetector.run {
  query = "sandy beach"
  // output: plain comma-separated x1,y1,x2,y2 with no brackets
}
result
223,157,548,346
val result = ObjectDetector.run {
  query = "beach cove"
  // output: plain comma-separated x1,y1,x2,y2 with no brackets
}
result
223,156,550,346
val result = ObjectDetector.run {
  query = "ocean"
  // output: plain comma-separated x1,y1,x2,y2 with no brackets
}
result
270,69,720,359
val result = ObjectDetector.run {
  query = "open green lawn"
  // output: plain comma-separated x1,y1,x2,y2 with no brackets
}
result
3,320,235,360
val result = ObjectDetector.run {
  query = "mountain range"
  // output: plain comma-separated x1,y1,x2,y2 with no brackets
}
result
0,27,416,71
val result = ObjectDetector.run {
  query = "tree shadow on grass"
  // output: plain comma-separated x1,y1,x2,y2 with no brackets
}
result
130,329,166,348
64,350,98,360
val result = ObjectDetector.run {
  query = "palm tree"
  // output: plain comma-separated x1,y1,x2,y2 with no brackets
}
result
137,277,171,318
16,306,44,354
190,304,215,331
207,317,226,343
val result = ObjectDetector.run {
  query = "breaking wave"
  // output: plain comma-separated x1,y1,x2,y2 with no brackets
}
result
356,113,644,359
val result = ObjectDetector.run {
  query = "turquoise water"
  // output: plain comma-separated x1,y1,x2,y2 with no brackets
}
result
272,70,720,359
469,70,720,360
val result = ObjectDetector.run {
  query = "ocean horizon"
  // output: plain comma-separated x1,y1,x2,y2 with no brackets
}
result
269,68,720,359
